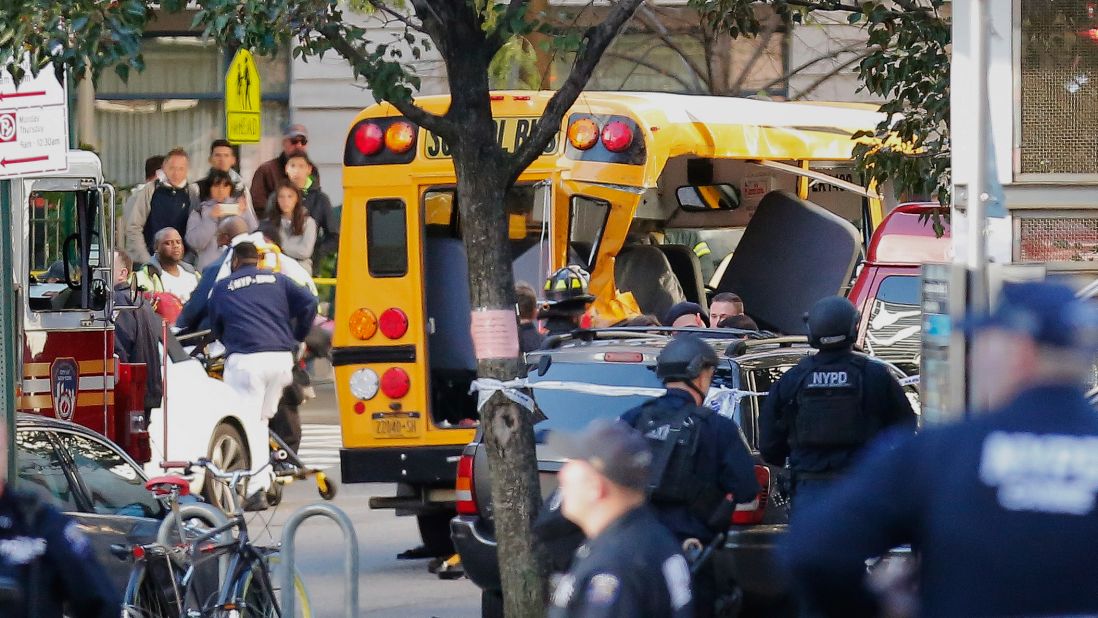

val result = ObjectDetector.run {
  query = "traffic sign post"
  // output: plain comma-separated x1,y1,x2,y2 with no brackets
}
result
226,49,262,144
0,67,69,179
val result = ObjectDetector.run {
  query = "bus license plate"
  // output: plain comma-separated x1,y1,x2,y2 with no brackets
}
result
372,413,420,438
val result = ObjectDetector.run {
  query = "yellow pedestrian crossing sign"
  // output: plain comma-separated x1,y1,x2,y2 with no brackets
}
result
225,49,261,144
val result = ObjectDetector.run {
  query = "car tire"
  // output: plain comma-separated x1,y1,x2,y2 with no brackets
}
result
481,589,504,618
416,512,456,556
205,422,250,513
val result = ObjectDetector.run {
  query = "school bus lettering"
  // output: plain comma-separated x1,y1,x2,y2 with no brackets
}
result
424,117,560,159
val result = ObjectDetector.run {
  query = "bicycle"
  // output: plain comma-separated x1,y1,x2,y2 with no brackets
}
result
120,458,312,617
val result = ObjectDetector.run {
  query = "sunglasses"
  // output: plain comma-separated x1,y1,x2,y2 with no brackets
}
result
289,136,308,145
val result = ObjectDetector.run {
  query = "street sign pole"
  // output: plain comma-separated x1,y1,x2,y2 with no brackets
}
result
965,0,992,413
0,179,15,485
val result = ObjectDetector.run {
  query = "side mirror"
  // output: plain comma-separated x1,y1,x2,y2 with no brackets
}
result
677,184,741,212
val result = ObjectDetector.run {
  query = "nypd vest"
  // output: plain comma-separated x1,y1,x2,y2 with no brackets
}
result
791,355,875,448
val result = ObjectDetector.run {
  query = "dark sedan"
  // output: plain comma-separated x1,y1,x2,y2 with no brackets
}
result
12,413,166,594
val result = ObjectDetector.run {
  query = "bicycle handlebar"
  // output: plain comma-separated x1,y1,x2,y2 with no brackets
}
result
157,458,270,484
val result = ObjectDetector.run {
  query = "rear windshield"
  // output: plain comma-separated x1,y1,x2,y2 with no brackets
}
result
529,360,661,438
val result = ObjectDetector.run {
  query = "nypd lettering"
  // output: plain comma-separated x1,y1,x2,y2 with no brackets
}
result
226,273,277,292
808,370,850,387
979,431,1098,515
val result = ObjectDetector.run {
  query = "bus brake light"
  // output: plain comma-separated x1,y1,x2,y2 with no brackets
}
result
385,121,417,154
601,121,633,152
380,368,411,399
354,122,385,156
379,308,409,339
568,118,599,150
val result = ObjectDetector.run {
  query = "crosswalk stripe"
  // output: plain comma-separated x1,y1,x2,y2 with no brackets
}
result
296,423,342,470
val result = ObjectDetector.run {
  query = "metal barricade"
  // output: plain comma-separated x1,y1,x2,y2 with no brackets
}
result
280,502,359,617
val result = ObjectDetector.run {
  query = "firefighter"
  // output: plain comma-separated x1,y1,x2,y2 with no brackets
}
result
0,418,120,617
620,335,759,617
549,419,694,618
783,281,1098,617
758,296,915,514
539,266,594,338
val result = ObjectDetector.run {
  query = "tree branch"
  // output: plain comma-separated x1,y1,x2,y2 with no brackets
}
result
790,49,871,101
634,1,708,86
507,0,646,181
316,23,454,136
365,0,425,33
728,12,782,95
606,49,697,92
755,40,868,93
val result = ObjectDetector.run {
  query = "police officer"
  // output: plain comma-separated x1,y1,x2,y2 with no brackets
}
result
549,419,694,617
620,335,759,617
208,241,318,509
759,296,915,512
783,281,1098,617
540,266,594,338
0,419,120,617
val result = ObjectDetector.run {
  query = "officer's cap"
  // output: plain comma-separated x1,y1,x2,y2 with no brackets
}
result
962,281,1098,350
662,301,707,327
548,420,652,492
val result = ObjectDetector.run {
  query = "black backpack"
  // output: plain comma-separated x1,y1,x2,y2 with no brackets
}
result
790,354,876,448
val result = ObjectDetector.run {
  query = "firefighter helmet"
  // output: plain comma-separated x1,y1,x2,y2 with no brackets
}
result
543,266,594,305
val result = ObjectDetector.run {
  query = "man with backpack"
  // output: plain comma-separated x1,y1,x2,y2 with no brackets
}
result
620,335,760,617
758,296,916,515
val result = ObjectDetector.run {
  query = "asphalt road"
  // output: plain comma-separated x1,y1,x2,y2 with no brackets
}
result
248,382,481,617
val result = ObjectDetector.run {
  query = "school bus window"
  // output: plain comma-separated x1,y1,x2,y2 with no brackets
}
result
421,184,548,240
367,199,408,277
569,196,609,269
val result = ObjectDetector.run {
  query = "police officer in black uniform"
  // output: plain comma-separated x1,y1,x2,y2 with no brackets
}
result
759,296,915,513
784,281,1098,617
539,266,594,338
549,419,694,618
620,335,760,617
0,419,120,617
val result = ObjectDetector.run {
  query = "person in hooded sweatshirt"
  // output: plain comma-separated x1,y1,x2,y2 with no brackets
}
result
125,147,199,266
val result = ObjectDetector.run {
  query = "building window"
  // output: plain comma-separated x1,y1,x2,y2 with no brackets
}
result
93,37,290,188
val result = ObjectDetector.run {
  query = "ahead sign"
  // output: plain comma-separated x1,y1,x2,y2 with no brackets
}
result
0,67,69,179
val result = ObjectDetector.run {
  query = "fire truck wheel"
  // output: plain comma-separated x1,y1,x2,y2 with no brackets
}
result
205,423,250,513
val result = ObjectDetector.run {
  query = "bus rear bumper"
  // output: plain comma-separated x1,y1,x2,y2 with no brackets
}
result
340,445,464,485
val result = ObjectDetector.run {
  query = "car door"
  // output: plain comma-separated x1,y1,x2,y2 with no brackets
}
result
51,429,163,592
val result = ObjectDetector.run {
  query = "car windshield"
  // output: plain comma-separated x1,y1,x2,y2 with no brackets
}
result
529,360,662,438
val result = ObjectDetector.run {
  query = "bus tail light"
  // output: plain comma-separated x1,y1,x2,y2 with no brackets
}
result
456,445,478,515
731,465,771,525
601,121,634,152
385,121,417,154
567,118,599,150
354,122,384,156
349,368,380,400
380,367,411,399
379,308,409,339
349,308,378,340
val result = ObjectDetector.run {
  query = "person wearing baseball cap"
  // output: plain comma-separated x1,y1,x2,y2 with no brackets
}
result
783,280,1098,617
250,122,319,212
548,419,694,617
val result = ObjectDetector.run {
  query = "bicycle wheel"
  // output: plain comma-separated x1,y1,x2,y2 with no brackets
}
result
225,556,312,618
122,559,183,618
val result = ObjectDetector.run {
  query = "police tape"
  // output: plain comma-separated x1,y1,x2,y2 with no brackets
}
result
704,387,769,419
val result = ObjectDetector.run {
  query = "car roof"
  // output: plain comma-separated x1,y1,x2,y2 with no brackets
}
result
529,328,814,366
15,412,112,438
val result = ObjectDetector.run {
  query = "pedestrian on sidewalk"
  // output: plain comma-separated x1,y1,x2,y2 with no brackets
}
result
125,148,199,266
250,123,316,213
196,139,253,213
188,169,259,270
266,180,318,274
281,152,338,272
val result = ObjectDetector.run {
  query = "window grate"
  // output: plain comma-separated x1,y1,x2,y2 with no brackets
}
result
1019,1,1098,175
1017,216,1098,262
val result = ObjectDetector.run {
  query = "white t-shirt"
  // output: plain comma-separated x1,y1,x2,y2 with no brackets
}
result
160,268,199,303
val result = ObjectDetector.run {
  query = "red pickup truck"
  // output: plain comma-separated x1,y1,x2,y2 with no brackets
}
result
848,203,951,375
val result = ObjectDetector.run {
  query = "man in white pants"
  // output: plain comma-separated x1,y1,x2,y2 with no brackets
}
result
208,242,317,510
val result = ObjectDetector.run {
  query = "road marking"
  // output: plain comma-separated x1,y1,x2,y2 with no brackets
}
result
297,424,342,470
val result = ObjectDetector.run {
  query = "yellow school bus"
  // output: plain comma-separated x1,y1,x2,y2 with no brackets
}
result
335,91,886,549
335,92,565,550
